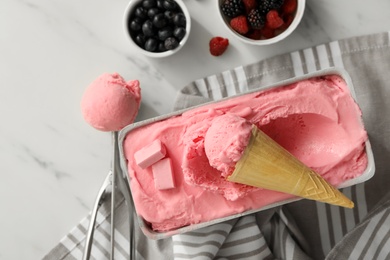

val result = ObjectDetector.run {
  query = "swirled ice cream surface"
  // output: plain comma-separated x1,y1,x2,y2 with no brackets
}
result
123,75,368,232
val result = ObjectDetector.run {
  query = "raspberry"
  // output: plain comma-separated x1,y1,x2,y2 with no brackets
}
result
260,25,275,39
246,29,262,40
209,37,229,56
282,0,297,14
266,10,284,29
284,13,294,25
242,0,257,13
279,13,294,30
230,15,249,35
221,0,245,18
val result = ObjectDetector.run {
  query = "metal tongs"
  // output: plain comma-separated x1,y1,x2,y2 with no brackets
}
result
82,132,135,260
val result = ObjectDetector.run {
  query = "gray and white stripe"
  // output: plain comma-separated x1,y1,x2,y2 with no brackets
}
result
327,192,390,259
44,195,131,260
173,216,274,260
216,216,273,259
173,221,234,259
349,209,390,259
194,65,249,100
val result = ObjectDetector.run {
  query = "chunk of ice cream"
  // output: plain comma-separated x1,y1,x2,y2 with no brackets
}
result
122,75,368,231
134,139,166,169
204,114,252,177
81,73,141,131
152,158,176,190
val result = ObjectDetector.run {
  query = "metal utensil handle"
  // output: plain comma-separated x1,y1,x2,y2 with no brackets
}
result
115,155,137,259
110,131,119,259
82,171,112,260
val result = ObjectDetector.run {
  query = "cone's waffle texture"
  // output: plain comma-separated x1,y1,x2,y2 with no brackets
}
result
227,126,354,208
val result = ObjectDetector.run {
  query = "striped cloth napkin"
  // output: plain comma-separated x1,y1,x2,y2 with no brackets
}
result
44,31,390,260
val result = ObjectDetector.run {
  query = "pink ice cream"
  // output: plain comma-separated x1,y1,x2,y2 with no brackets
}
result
204,114,252,178
81,73,141,131
122,75,368,232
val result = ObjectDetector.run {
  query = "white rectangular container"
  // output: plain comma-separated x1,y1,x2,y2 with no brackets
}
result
118,67,375,239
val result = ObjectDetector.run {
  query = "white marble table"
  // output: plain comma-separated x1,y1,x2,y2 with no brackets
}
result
1,0,390,259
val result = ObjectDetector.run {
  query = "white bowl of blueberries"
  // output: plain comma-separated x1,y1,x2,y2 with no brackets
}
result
123,0,191,58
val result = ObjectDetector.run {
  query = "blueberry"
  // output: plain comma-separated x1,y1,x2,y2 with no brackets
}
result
135,6,148,19
134,33,146,47
156,0,165,9
163,0,178,10
173,13,186,27
164,10,174,23
173,27,186,40
158,42,167,52
129,17,143,31
158,26,173,41
145,38,158,52
142,0,157,9
142,20,155,37
147,7,160,18
153,13,167,28
164,37,179,50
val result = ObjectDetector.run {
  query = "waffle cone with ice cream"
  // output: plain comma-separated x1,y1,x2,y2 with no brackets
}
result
205,114,354,208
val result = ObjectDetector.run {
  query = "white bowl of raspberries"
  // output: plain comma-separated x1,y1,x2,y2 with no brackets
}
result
123,0,191,58
218,0,305,45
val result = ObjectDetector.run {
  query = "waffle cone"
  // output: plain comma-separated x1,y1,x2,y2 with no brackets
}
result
227,126,354,208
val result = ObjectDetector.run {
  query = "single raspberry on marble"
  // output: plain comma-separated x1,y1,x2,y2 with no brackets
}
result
209,37,229,56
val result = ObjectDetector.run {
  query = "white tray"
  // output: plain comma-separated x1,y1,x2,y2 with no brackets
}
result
118,67,375,239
